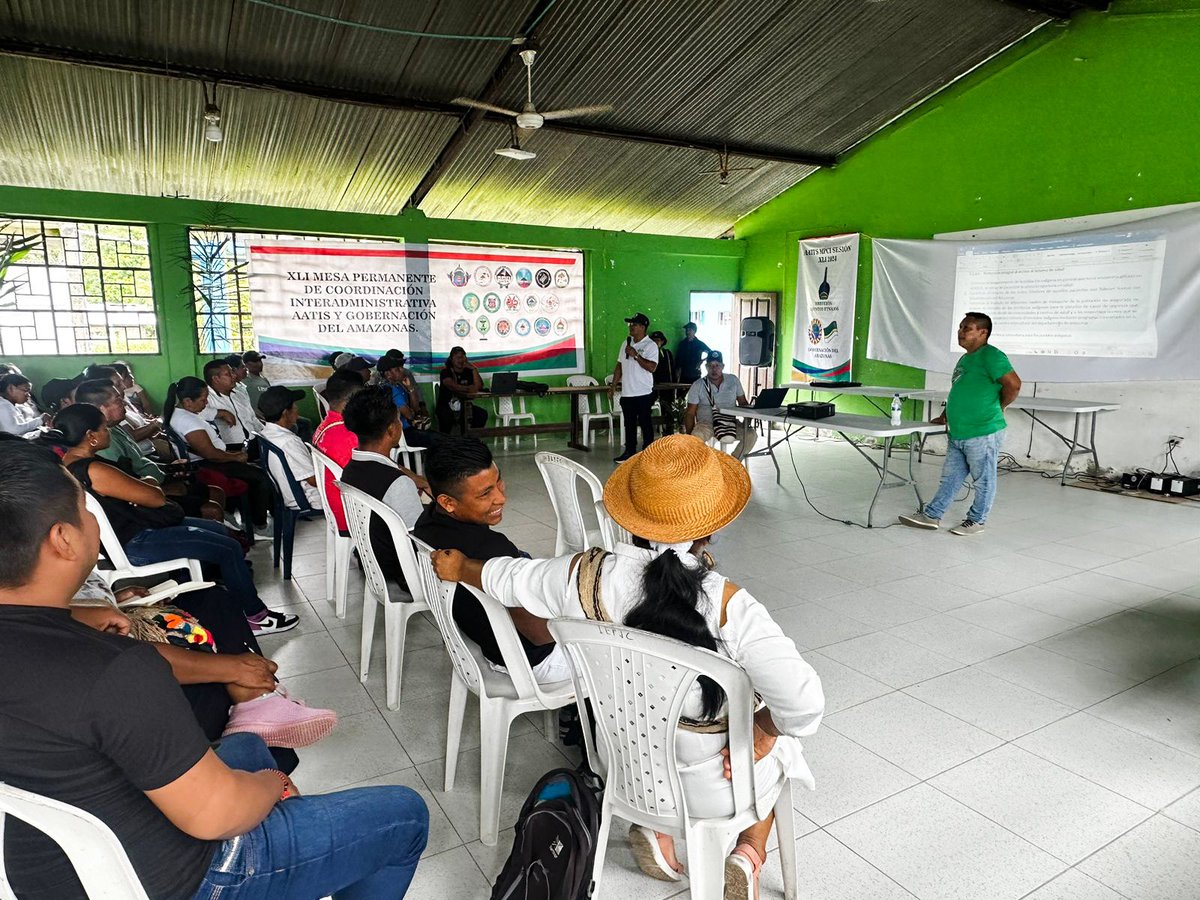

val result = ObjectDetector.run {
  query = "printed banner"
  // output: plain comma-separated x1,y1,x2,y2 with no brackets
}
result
793,233,859,381
249,241,585,378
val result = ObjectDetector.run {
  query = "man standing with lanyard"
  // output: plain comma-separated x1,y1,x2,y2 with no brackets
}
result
611,312,659,462
900,312,1021,536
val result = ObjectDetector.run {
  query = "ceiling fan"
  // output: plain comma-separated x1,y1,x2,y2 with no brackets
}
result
699,147,757,186
452,41,612,133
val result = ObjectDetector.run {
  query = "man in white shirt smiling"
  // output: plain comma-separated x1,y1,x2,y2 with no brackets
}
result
611,311,660,462
257,387,322,511
225,354,265,439
202,360,255,452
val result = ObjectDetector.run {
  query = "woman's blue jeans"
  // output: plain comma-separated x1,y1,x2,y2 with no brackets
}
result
194,734,429,899
124,518,266,616
923,429,1005,525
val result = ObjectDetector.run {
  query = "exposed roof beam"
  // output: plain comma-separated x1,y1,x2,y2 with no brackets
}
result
404,0,554,211
995,0,1110,20
0,39,836,171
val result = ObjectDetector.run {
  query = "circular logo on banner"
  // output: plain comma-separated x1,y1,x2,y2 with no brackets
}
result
476,316,490,335
474,267,492,287
504,293,521,311
516,268,533,288
454,318,470,337
524,295,539,310
554,317,568,336
535,268,552,288
515,318,531,337
462,293,480,312
534,317,552,336
808,319,823,345
555,269,570,288
495,266,512,288
483,292,501,312
450,265,469,288
496,318,512,336
542,294,560,312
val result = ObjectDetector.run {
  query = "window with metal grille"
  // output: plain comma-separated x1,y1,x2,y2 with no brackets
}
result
189,229,400,354
0,217,158,356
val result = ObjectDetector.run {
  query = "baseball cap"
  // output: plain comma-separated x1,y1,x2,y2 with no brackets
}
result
223,353,245,369
332,352,354,369
648,330,667,343
385,348,406,363
705,350,724,364
345,356,372,372
257,385,305,421
242,350,266,362
624,312,650,327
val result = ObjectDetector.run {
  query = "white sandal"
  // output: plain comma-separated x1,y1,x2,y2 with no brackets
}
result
627,824,682,882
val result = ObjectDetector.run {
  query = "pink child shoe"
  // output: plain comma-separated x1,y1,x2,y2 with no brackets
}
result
222,688,337,749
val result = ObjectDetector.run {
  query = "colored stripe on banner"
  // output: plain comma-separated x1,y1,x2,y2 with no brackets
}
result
792,358,853,380
249,245,578,265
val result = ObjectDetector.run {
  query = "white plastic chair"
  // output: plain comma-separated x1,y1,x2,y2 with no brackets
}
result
411,538,575,846
310,446,353,618
547,618,800,900
535,451,605,555
394,427,426,476
594,499,632,552
337,482,430,711
566,375,614,446
0,782,150,899
314,388,330,419
603,374,626,446
84,493,203,589
493,394,536,451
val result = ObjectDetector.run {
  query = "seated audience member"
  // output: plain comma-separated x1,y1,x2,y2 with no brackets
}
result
0,442,429,899
46,404,297,635
344,355,374,383
39,374,84,415
437,346,486,434
259,386,322,511
0,372,47,435
71,569,335,754
107,362,163,450
341,387,426,583
332,350,354,370
433,435,824,894
225,353,266,435
241,349,272,413
382,349,428,416
683,350,756,460
165,375,272,532
203,359,258,452
413,438,568,683
377,355,440,450
113,358,156,414
650,329,678,436
314,369,369,532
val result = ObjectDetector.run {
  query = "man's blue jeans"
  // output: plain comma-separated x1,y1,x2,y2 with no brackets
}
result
923,429,1005,525
124,518,267,616
193,733,429,899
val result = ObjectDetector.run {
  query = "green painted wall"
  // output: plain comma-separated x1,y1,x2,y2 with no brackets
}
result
0,187,742,424
735,0,1200,416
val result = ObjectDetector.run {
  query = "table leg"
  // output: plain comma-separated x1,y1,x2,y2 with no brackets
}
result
908,430,925,510
567,393,589,452
1089,412,1101,472
1060,412,1084,486
866,436,893,528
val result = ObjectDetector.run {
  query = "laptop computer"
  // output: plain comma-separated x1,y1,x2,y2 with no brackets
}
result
490,371,519,394
751,387,789,410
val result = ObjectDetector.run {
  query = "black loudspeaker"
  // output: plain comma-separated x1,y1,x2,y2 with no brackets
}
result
739,317,775,366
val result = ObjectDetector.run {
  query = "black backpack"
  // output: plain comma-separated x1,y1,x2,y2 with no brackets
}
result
490,767,604,900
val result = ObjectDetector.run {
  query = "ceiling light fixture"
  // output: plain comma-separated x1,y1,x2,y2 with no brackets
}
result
495,123,535,160
202,82,223,143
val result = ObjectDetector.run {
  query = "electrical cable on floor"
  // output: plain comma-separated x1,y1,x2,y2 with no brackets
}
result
783,428,896,530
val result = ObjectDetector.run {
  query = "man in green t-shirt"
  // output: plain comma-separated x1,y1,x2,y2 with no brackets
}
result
900,312,1021,536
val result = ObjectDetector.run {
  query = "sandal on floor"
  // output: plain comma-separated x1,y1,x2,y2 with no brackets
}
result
627,824,682,882
724,841,764,900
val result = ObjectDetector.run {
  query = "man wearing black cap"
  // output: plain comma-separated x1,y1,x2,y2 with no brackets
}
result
241,350,271,414
259,386,322,510
611,312,659,462
344,356,373,383
675,321,710,385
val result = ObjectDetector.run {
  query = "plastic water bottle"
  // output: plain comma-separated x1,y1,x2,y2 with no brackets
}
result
890,393,903,426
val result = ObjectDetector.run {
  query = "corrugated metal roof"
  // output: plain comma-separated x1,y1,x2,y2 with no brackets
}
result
0,0,1053,236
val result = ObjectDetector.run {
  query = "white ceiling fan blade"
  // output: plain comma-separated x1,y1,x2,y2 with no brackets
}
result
451,97,521,117
538,104,613,121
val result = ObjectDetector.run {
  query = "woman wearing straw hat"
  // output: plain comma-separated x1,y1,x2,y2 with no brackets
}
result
433,434,824,897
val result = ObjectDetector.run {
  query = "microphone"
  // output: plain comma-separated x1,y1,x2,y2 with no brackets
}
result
626,336,632,347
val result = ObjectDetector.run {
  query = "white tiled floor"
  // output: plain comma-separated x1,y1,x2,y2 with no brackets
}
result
249,433,1200,899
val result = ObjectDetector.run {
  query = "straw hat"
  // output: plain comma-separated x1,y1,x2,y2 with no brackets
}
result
603,434,751,544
